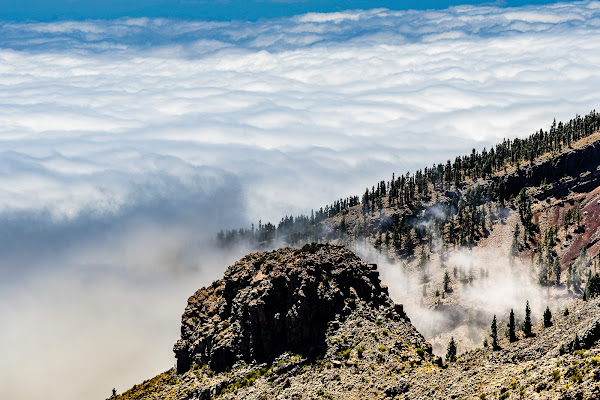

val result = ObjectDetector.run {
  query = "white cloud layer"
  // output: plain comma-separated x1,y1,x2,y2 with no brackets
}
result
2,1,600,224
2,1,600,399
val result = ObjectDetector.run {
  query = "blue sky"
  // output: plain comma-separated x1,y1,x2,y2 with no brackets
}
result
1,0,566,21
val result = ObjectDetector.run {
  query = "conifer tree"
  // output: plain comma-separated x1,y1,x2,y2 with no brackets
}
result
443,271,451,292
573,333,581,351
543,306,552,327
586,273,600,299
554,258,561,286
446,337,457,362
374,232,382,248
508,309,517,342
523,300,532,337
490,315,499,350
510,224,520,258
517,189,534,238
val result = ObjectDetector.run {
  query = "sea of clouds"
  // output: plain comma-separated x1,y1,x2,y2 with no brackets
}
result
2,1,600,399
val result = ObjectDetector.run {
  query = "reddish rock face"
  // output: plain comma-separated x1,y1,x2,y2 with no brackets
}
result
174,243,403,372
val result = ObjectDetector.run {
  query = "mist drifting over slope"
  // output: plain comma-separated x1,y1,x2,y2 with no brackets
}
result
2,2,600,399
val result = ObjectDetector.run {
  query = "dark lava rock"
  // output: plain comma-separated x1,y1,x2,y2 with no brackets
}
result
579,317,600,349
173,243,403,373
499,140,600,199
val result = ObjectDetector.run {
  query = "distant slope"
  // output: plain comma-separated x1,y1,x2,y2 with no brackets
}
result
216,110,600,257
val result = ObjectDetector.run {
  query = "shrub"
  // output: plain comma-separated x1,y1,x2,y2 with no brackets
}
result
357,345,365,358
341,349,351,360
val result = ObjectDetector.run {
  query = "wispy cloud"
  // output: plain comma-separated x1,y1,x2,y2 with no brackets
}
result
1,2,600,399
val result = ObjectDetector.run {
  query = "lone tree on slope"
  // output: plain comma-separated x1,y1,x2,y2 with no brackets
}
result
443,271,451,292
543,306,553,327
446,337,457,362
491,314,500,350
523,300,533,337
508,309,517,342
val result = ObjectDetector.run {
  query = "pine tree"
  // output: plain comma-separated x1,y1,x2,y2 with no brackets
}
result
573,333,581,351
585,273,600,299
443,271,451,292
554,258,561,286
543,306,552,327
446,337,457,362
517,189,534,238
490,314,499,350
508,309,517,342
510,223,520,258
523,300,532,337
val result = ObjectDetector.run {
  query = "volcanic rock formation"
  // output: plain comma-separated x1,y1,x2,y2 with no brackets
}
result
173,243,407,373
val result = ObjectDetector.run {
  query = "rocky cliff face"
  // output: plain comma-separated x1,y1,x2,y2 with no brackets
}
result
174,243,408,373
500,138,600,200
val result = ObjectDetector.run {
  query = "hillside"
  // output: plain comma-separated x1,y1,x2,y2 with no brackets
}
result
404,295,600,400
112,245,600,400
112,111,600,399
216,111,600,253
215,113,600,356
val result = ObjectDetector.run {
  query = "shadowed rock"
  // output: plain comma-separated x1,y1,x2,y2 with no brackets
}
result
173,243,406,373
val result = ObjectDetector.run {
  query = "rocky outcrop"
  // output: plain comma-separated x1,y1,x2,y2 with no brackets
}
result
173,243,408,373
579,315,600,350
500,140,600,199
